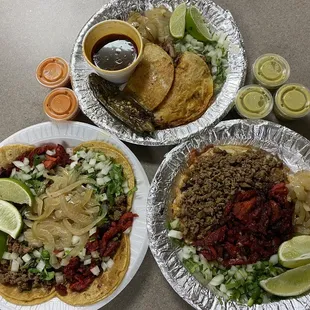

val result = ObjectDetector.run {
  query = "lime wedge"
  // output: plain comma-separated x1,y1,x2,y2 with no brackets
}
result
0,178,34,206
170,3,187,39
278,235,310,268
260,264,310,297
185,6,213,42
0,200,23,239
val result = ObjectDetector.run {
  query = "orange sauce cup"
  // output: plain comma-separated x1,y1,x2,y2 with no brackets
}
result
43,88,79,121
36,57,70,89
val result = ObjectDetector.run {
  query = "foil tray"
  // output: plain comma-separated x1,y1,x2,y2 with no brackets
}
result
147,119,310,309
70,0,246,146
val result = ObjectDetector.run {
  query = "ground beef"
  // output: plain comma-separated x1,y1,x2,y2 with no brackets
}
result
7,237,33,255
178,146,287,241
108,195,127,221
0,259,53,292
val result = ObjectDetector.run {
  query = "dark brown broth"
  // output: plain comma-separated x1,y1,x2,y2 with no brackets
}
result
91,34,137,71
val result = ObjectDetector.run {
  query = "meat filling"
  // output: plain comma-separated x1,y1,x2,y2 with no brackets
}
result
178,147,287,241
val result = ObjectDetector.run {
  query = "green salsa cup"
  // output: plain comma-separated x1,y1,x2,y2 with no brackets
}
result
235,85,274,119
253,53,290,89
274,83,310,120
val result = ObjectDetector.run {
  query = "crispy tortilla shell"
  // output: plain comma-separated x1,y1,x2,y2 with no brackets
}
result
0,141,134,306
125,43,174,111
154,51,214,128
0,144,34,168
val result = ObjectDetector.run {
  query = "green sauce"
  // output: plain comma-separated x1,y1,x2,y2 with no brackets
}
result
253,54,290,89
274,83,310,120
235,85,273,119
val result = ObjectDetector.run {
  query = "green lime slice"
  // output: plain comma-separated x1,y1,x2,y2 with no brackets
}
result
260,264,310,297
0,200,23,239
0,178,34,206
278,235,310,268
185,6,213,42
170,3,187,39
0,231,7,259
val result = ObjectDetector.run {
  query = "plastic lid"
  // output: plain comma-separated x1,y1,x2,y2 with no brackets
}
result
235,85,274,119
253,53,290,89
275,83,310,118
43,88,79,120
36,57,70,88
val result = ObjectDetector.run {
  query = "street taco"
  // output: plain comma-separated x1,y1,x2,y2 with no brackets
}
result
0,141,137,306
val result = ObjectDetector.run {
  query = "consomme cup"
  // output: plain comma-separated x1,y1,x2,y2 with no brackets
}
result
83,20,143,84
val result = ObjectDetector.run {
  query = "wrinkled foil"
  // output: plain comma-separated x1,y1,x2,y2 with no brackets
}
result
70,0,246,146
147,119,310,310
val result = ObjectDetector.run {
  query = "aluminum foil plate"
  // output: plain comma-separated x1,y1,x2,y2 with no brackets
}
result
147,119,310,310
70,0,246,146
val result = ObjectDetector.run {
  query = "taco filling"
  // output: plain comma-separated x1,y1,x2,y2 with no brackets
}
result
168,145,296,306
0,142,137,305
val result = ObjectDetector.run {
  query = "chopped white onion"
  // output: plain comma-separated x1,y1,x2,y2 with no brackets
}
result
10,168,17,177
56,251,65,258
21,173,32,181
66,148,73,156
78,248,86,260
78,150,87,159
88,168,95,174
33,250,41,258
36,260,46,272
60,258,70,266
22,253,32,263
70,161,78,169
30,188,36,195
13,160,24,168
11,260,20,272
123,227,131,234
90,265,100,276
82,163,91,171
269,254,279,265
106,259,114,269
98,193,108,202
101,165,112,175
101,261,108,271
89,158,96,167
95,161,106,170
84,258,92,265
91,251,100,258
170,218,180,230
11,252,19,260
71,236,81,246
17,234,24,242
17,257,24,266
168,230,183,240
20,165,31,174
209,274,225,286
98,154,106,161
97,176,111,186
2,252,11,260
70,154,78,161
46,149,56,156
55,272,64,284
36,163,45,172
89,227,97,236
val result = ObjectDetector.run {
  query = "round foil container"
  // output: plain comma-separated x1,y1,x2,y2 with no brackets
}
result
147,119,310,309
70,0,246,146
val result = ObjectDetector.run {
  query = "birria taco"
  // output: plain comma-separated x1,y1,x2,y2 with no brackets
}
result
0,141,137,306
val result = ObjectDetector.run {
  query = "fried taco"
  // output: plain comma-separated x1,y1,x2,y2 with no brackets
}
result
0,141,137,306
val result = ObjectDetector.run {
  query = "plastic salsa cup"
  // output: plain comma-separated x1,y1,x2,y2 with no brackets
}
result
274,83,310,121
36,57,70,89
43,87,79,121
253,53,290,89
235,85,274,119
